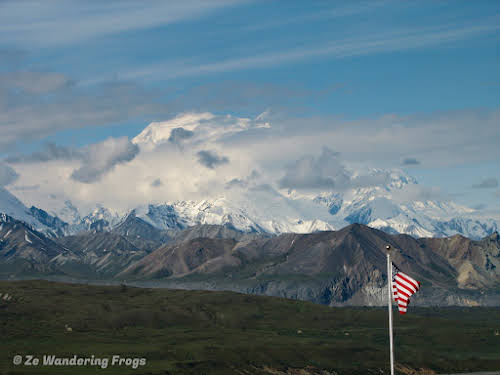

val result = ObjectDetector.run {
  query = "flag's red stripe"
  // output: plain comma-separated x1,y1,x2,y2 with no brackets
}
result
397,285,411,296
395,277,416,295
396,279,416,296
397,284,414,298
397,272,420,291
395,275,418,294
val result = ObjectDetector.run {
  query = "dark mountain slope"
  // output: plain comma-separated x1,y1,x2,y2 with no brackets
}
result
56,231,148,276
119,237,239,279
111,211,172,251
0,214,75,276
119,224,497,306
420,231,500,289
170,223,268,243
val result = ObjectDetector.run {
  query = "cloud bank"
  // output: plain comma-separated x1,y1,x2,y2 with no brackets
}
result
70,137,139,184
279,148,347,190
6,143,82,164
3,110,499,215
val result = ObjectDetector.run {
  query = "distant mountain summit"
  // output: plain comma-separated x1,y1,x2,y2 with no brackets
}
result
117,168,496,240
1,112,498,240
0,187,68,238
1,167,498,241
2,113,497,240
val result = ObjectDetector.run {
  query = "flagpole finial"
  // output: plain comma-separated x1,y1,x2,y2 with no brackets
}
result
386,245,391,251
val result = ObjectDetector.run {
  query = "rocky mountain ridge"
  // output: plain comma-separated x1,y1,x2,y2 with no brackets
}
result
1,212,498,307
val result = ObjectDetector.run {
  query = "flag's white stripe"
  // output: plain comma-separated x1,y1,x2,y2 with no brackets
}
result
397,292,409,302
396,285,413,299
398,272,420,290
396,284,412,296
395,275,417,294
392,262,419,288
395,276,417,294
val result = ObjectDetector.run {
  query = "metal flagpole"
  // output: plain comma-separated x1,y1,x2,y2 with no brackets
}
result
386,245,395,375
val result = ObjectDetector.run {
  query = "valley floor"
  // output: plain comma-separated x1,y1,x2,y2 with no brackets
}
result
0,280,499,375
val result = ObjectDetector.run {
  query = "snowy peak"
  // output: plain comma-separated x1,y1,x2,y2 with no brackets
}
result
0,186,33,225
133,203,186,230
132,112,271,149
118,167,498,239
79,205,121,232
54,200,81,225
132,112,215,147
28,206,68,237
0,187,69,237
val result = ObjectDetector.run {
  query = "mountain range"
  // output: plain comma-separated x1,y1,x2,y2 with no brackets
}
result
1,170,498,243
1,210,499,307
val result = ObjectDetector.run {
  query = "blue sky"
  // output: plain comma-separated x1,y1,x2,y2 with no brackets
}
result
0,0,499,215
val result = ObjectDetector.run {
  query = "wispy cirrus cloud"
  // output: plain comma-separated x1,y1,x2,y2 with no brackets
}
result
124,20,500,80
0,0,248,47
243,0,392,32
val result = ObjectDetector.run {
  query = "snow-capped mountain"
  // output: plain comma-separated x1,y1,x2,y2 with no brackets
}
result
132,112,271,150
0,186,68,237
69,205,121,233
0,187,124,237
1,169,497,240
54,200,81,225
119,169,495,240
0,186,40,228
0,113,497,240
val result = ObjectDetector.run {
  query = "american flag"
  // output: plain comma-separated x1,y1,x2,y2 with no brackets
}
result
392,262,420,314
